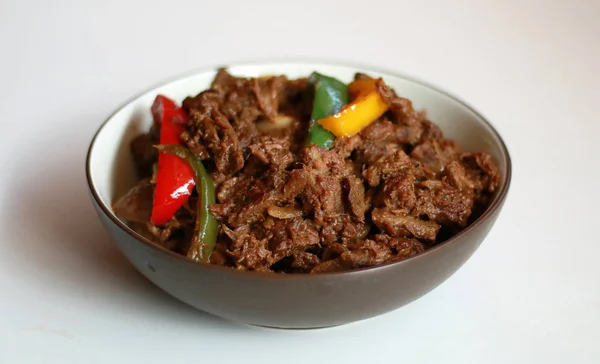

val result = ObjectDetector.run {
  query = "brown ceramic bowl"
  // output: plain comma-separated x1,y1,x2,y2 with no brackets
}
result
86,62,511,328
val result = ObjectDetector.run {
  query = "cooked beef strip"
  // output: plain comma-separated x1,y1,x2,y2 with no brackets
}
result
113,70,500,273
112,178,154,223
130,135,157,178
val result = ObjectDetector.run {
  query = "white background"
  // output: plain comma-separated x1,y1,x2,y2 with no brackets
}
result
1,0,598,363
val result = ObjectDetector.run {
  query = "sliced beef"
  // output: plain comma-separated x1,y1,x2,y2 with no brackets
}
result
112,179,154,223
301,144,349,176
209,70,263,137
252,76,287,121
460,152,501,194
312,239,392,273
248,136,294,169
374,234,425,260
216,176,247,203
211,68,241,92
209,164,308,228
371,207,440,241
222,225,273,271
267,218,320,262
413,180,474,227
320,215,370,245
353,140,401,167
299,145,348,224
344,175,369,220
340,239,393,267
333,135,362,159
145,219,183,244
184,107,244,177
360,119,423,146
311,259,346,273
443,160,475,192
376,80,425,126
375,173,417,210
181,69,311,181
180,90,220,159
363,149,412,187
210,177,274,228
411,139,460,177
290,252,321,273
130,134,157,178
280,169,309,200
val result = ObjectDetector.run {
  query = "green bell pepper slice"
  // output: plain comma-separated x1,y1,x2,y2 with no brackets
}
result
155,144,218,263
306,72,349,149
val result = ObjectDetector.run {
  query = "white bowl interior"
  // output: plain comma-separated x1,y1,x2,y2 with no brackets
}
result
88,62,508,215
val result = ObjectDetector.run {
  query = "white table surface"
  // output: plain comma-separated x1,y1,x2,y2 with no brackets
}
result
1,0,598,363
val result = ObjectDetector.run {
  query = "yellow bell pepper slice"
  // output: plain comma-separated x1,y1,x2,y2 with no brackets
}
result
317,78,389,137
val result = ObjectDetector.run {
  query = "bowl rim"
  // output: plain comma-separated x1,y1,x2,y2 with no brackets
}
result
86,59,512,278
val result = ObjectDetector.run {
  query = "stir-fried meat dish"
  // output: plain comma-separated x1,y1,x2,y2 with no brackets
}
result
113,69,500,273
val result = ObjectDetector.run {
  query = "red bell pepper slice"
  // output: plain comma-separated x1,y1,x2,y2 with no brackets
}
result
150,95,195,225
151,95,177,124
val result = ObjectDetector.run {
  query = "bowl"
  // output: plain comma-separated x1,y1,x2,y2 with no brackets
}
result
86,61,511,329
